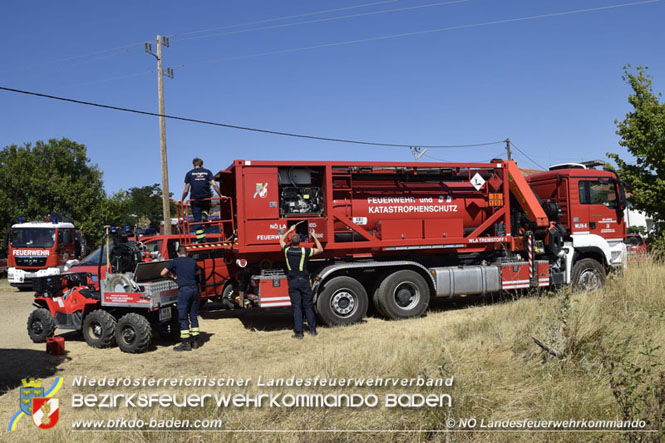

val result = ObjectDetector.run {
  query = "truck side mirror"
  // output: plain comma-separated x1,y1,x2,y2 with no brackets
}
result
618,181,628,212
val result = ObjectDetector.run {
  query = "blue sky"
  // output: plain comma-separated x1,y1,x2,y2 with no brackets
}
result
1,0,663,194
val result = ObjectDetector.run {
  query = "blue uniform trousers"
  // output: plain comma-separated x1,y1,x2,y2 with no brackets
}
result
288,277,316,333
178,285,200,330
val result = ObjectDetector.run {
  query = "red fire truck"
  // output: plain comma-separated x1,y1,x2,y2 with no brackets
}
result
173,159,627,326
7,214,85,290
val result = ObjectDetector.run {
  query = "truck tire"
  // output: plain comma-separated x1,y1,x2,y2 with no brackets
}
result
115,313,152,353
27,308,56,343
316,276,368,326
372,287,387,318
221,284,236,309
571,258,606,292
82,310,117,348
375,270,430,320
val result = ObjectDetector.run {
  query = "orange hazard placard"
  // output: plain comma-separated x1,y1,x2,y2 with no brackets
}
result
489,193,504,207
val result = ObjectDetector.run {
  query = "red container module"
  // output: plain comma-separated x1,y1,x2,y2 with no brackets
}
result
168,159,626,327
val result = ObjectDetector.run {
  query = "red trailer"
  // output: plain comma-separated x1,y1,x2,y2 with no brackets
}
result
175,159,627,326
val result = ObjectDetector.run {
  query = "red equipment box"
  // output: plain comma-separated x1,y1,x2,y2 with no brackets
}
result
501,262,530,290
252,271,291,308
501,260,550,290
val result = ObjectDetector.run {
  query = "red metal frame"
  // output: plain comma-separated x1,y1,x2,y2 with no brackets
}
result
177,196,236,248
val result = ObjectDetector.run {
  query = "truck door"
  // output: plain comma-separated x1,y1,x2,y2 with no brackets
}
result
578,179,623,241
57,229,76,265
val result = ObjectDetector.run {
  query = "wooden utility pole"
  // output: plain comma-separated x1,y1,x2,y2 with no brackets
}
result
505,138,512,161
145,35,174,235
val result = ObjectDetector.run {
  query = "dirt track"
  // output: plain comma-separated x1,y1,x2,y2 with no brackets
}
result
0,276,521,442
0,278,310,436
0,278,301,393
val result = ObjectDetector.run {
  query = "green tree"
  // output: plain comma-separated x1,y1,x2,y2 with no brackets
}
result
0,138,108,245
123,184,175,230
106,184,176,232
608,66,665,246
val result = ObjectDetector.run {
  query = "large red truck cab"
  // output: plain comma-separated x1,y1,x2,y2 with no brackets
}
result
7,216,85,289
527,162,628,284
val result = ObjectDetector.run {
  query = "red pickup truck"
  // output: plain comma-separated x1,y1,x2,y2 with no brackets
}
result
625,233,648,257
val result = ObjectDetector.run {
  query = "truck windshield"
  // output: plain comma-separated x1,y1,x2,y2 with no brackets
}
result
626,236,644,247
579,180,618,209
10,228,56,248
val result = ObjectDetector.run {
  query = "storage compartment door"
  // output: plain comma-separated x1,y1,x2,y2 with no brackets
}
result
243,168,279,220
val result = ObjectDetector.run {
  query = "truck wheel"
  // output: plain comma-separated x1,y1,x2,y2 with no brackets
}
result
571,258,606,292
375,270,430,320
27,309,56,343
115,313,152,353
221,284,235,309
372,287,387,318
82,310,117,348
316,276,368,326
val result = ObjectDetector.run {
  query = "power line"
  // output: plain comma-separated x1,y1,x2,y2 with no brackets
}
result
0,1,398,75
423,149,506,163
174,0,469,43
486,151,505,162
509,141,546,170
0,42,144,75
0,85,505,149
5,0,657,88
172,0,400,39
185,0,660,67
56,70,154,90
423,153,448,162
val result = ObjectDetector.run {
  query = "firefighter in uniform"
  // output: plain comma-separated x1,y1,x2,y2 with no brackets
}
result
279,225,324,339
160,246,203,351
181,157,222,243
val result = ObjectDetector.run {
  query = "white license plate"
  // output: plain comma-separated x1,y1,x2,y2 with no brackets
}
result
159,307,172,322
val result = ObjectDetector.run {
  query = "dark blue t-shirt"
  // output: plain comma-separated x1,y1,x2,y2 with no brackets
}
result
165,257,201,288
184,167,214,199
283,245,313,279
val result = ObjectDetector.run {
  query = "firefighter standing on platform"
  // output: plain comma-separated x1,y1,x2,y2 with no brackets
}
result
181,157,222,242
160,246,203,351
279,225,324,339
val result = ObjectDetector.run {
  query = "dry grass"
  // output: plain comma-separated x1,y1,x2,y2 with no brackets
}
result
0,260,664,442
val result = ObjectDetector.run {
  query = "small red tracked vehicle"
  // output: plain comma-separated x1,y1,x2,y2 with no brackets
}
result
27,229,181,353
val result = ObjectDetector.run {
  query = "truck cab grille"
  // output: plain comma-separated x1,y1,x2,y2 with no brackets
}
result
15,257,47,267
